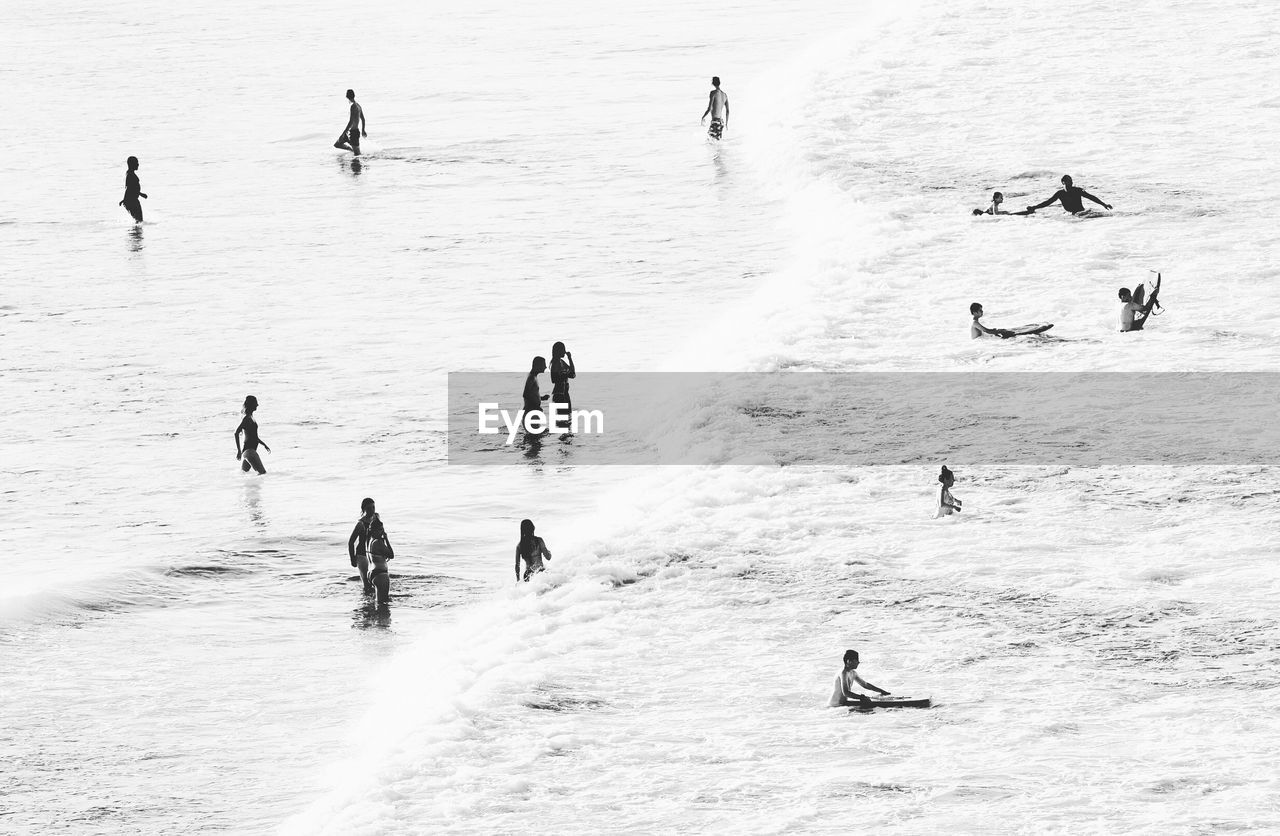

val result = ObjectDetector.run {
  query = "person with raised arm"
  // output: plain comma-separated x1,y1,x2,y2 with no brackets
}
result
1026,174,1111,215
549,341,576,431
1119,272,1162,332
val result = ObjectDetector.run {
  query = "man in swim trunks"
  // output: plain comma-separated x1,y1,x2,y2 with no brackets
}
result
1119,272,1161,332
970,302,1015,339
829,649,891,707
334,89,367,156
701,77,729,140
1026,174,1111,215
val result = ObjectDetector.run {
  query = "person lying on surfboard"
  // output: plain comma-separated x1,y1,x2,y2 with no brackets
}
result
1119,272,1161,332
1025,174,1111,215
830,649,891,707
971,191,1032,216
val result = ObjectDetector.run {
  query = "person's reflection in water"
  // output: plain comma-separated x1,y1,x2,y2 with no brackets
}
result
128,225,144,253
339,157,362,176
351,600,391,630
241,479,266,528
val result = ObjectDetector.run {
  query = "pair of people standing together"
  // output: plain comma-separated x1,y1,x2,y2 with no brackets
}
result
523,342,576,433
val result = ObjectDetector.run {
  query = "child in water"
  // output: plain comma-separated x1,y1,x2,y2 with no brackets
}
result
829,649,891,707
514,519,551,582
935,465,962,517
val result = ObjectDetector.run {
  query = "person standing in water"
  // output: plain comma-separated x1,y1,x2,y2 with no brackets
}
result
514,519,552,582
119,157,147,223
1026,174,1112,215
935,465,962,517
829,649,891,707
234,395,271,474
700,77,729,140
549,342,576,431
347,497,394,601
523,356,550,434
333,89,367,156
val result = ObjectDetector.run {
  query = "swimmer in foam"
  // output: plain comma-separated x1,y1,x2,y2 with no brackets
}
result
969,302,1015,339
1119,272,1161,332
1026,174,1112,215
119,156,147,223
972,191,1032,216
935,465,962,517
333,89,367,156
348,498,394,602
829,649,891,707
515,519,552,582
234,395,271,474
700,76,729,140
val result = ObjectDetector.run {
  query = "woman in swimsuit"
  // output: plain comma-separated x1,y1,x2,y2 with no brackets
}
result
514,519,551,582
366,513,394,605
347,497,393,601
935,465,962,517
234,395,271,475
549,342,576,431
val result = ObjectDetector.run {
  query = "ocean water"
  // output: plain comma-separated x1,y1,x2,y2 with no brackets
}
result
3,0,1279,833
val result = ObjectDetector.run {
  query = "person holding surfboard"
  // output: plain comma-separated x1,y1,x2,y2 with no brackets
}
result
1119,272,1161,332
935,465,962,517
1026,174,1111,215
700,77,729,140
119,157,147,223
333,89,367,156
829,649,891,707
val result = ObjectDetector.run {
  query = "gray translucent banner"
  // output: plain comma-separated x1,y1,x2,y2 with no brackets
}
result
447,372,1280,466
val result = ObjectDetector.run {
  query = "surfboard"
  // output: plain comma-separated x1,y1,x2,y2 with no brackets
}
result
1009,323,1054,336
848,696,932,709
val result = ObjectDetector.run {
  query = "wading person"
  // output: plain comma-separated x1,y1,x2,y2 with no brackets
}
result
700,77,729,140
333,89,367,156
550,342,576,431
514,519,552,582
234,395,271,474
119,156,147,223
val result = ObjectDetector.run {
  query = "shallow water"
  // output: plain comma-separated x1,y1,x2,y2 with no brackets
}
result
4,0,1280,833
